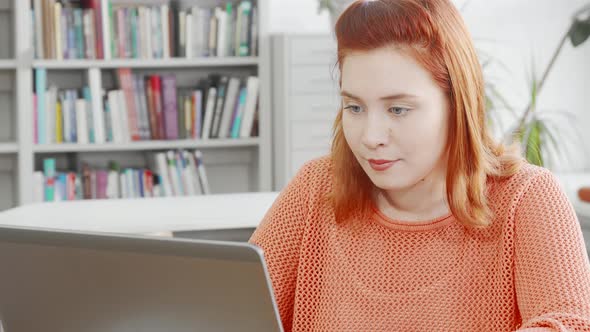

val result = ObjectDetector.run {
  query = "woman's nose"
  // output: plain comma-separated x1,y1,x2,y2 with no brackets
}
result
361,112,390,149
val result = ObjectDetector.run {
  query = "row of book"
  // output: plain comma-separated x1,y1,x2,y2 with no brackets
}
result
34,68,260,144
31,0,258,60
36,149,210,202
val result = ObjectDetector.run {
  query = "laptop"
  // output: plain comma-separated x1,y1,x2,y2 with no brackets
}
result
0,225,283,332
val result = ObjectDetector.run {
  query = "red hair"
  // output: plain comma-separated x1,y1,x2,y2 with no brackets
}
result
330,0,523,227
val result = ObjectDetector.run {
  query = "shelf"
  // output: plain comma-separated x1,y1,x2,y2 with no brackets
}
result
0,60,17,69
0,143,17,154
32,57,259,69
33,138,260,153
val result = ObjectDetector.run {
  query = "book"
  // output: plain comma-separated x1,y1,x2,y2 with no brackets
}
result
116,68,140,140
218,77,240,138
231,87,248,138
202,86,217,139
193,90,203,138
88,68,106,143
116,90,130,142
185,150,203,195
33,0,44,59
155,152,172,197
240,76,259,137
162,75,178,140
145,76,158,140
103,95,113,142
166,150,181,196
47,86,58,144
82,86,95,143
194,150,210,194
161,4,170,58
210,75,228,138
83,8,96,59
43,158,56,202
106,161,120,199
135,76,151,140
54,2,63,60
106,90,122,143
55,96,63,143
214,7,227,57
35,69,47,144
75,98,89,144
105,0,114,59
150,75,165,139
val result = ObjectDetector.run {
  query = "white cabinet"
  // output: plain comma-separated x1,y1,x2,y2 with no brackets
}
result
271,34,339,189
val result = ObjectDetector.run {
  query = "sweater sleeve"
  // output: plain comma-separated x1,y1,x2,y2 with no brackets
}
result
513,169,590,331
248,163,313,332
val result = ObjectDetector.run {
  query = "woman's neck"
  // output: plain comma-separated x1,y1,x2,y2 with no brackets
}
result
375,164,450,222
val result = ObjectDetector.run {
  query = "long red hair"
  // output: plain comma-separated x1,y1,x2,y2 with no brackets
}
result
330,0,523,227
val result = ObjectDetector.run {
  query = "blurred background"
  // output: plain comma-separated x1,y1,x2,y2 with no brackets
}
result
0,0,588,249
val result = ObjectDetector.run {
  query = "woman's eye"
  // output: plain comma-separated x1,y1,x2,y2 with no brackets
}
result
389,107,410,116
344,105,362,114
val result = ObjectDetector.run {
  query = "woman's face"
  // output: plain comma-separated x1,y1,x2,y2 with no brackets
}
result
340,46,450,192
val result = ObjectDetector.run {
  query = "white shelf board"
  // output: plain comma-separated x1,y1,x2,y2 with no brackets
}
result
0,143,18,154
0,60,17,69
33,138,260,153
32,57,259,69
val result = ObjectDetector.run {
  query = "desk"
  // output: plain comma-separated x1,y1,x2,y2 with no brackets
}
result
0,192,279,240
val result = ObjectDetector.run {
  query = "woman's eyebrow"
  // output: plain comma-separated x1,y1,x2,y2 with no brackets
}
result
340,90,419,101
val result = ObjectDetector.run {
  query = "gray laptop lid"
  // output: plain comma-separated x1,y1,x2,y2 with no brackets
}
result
0,225,283,332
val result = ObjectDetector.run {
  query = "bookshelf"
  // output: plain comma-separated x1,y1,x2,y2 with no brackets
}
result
32,57,260,69
0,0,17,212
33,137,260,153
0,60,17,69
6,0,272,210
0,143,18,154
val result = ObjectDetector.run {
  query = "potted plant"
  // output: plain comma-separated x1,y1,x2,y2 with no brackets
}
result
506,3,590,168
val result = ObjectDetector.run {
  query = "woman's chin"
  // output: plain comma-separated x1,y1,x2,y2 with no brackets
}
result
365,172,415,192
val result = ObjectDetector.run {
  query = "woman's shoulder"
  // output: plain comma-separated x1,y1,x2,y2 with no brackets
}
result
292,154,334,193
498,162,555,189
489,161,564,209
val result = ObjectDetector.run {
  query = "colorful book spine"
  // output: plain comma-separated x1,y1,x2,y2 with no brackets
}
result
116,68,140,140
35,69,47,144
231,87,248,138
161,75,178,140
193,90,202,139
43,158,56,202
82,86,96,143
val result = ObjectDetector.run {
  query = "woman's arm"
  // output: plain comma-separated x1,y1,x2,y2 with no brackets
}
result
514,169,590,331
248,162,314,332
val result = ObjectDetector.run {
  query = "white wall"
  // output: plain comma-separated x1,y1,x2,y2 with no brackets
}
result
268,0,331,33
268,0,590,172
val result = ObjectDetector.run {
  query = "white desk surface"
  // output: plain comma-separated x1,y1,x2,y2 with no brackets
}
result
0,192,279,235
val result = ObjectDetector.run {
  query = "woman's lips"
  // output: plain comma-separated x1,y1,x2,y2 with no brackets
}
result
368,159,400,171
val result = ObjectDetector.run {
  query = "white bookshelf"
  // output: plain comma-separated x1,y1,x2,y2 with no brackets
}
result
0,60,17,69
0,143,18,154
33,138,261,153
32,57,260,69
6,0,273,210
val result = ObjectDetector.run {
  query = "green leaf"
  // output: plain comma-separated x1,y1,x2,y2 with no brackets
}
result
522,119,544,166
537,120,562,166
529,58,538,113
569,16,590,47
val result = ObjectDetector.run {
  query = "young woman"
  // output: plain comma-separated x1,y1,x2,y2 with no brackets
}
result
250,0,590,330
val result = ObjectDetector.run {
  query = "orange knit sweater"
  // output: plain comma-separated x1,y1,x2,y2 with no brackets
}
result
249,156,590,331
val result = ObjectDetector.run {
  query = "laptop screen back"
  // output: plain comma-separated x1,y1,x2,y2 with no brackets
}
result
0,226,283,332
